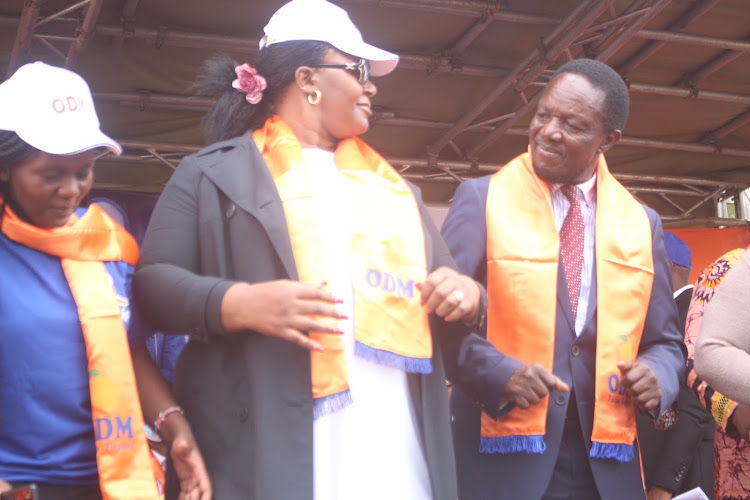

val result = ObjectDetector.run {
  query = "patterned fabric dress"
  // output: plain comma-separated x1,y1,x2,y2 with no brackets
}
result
685,247,750,500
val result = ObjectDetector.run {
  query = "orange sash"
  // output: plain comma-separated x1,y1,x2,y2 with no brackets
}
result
1,203,160,499
483,152,653,461
253,116,432,417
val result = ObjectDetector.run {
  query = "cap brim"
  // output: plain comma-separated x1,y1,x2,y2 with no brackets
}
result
369,57,399,77
17,127,122,156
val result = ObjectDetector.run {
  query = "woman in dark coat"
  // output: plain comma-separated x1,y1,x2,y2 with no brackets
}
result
134,1,506,499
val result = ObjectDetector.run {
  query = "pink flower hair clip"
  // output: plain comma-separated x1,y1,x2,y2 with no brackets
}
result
232,63,267,104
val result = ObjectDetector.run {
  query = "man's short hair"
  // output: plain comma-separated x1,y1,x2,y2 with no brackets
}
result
551,59,629,133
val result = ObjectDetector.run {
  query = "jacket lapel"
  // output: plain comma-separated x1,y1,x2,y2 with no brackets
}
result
557,252,576,335
196,132,298,280
583,258,598,327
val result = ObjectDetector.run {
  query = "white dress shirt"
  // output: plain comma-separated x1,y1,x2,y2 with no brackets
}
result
550,174,597,336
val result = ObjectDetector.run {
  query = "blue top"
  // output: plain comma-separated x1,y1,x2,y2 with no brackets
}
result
145,332,187,386
0,212,152,485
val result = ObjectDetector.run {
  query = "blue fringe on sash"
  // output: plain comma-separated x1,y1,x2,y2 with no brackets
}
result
354,340,432,374
480,435,546,455
589,442,634,462
313,389,353,420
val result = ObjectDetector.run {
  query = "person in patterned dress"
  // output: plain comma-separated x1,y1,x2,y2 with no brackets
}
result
686,248,750,500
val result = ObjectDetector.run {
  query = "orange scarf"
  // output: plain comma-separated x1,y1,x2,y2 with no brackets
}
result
253,116,432,417
1,202,160,499
483,152,653,462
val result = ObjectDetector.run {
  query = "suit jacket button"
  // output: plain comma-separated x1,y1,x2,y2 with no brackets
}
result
226,203,236,218
555,394,566,405
571,346,580,356
240,407,249,422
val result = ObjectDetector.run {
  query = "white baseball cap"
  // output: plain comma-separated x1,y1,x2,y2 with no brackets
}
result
260,0,399,77
0,62,122,155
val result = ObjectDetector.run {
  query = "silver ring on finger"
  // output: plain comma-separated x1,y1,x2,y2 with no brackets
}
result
451,289,464,303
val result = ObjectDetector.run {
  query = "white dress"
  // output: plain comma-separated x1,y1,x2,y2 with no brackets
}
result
303,148,433,500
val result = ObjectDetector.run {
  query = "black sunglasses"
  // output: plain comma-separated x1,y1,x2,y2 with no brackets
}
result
311,59,370,86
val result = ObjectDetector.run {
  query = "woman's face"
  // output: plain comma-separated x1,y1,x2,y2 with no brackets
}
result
1,150,95,228
312,50,377,145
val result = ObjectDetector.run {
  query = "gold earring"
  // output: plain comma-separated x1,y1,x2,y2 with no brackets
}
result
308,90,321,105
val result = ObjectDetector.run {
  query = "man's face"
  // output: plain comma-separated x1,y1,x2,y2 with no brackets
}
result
529,73,621,185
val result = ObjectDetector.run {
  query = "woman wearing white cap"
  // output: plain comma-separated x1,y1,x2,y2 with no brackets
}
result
0,62,210,500
134,1,508,499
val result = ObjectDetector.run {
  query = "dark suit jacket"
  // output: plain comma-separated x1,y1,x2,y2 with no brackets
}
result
441,174,686,500
133,131,508,500
636,286,715,498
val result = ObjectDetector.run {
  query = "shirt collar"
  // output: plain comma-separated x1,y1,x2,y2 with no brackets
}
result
673,284,694,299
551,173,597,207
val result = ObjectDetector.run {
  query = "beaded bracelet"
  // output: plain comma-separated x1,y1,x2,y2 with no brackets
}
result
154,405,184,433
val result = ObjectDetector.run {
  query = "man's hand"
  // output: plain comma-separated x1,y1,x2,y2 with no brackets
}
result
617,361,662,412
0,479,10,493
505,363,569,409
646,485,674,500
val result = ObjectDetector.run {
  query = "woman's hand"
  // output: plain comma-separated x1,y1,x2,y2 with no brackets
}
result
167,421,212,500
0,479,10,493
130,346,212,499
221,280,344,351
419,267,481,323
731,404,750,442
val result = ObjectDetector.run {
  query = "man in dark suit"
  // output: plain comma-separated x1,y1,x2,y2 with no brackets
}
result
636,232,715,500
441,59,686,500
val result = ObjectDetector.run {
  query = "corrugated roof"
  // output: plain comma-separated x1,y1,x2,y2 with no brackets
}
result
2,0,750,225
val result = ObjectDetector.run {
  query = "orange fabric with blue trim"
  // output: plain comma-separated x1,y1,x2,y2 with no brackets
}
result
483,152,653,461
1,202,159,499
253,116,432,415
